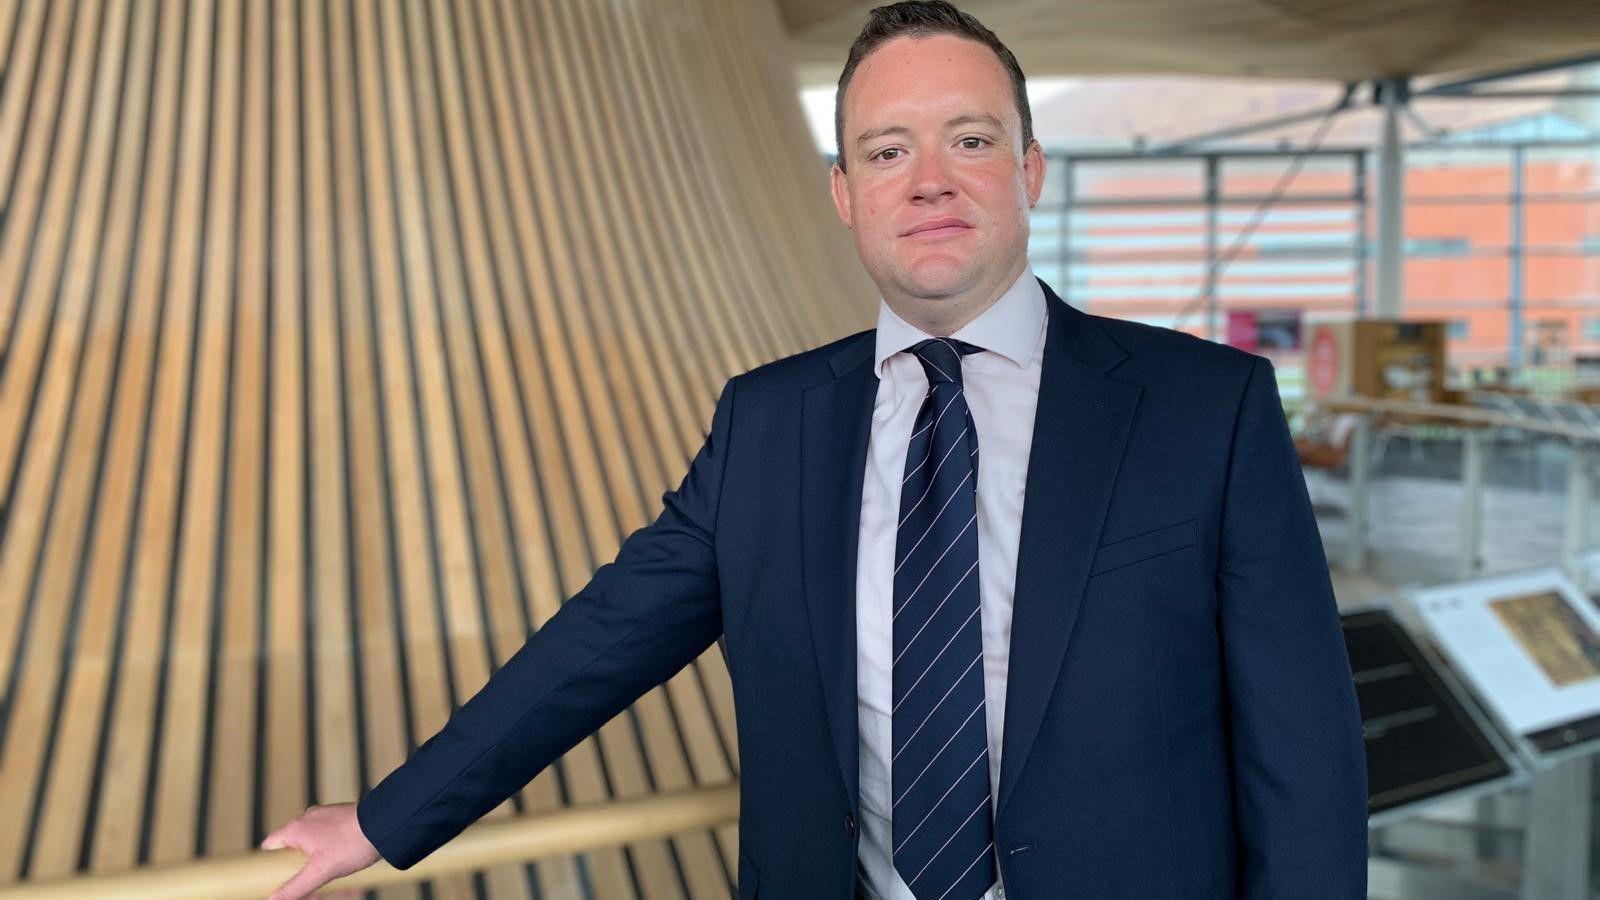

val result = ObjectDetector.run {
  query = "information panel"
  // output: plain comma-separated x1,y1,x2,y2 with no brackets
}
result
1342,608,1513,816
1405,567,1600,761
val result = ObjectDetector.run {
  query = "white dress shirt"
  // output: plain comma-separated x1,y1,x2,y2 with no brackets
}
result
855,265,1048,900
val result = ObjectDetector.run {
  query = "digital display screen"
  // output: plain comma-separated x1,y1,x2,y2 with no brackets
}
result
1342,609,1512,814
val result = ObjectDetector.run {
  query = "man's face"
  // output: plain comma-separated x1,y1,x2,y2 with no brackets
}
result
830,33,1044,312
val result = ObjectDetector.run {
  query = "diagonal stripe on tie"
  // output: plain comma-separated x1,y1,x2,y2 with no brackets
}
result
891,337,998,900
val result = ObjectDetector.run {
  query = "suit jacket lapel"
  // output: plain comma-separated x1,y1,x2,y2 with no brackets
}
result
996,279,1141,819
798,278,1140,821
801,337,876,805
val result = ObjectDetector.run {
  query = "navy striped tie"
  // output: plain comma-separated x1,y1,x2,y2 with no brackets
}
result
891,337,997,900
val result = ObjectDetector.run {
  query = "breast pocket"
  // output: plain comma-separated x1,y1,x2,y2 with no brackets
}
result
1088,518,1198,578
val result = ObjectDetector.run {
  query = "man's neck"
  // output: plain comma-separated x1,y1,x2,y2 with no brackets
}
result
882,259,1028,338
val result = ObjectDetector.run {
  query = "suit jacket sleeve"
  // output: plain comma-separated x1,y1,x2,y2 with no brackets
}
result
1217,356,1368,898
354,375,739,869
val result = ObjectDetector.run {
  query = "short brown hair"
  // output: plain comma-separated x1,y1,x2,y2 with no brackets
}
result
834,1,1033,172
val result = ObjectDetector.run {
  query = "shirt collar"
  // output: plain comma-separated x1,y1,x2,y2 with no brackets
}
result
872,262,1047,380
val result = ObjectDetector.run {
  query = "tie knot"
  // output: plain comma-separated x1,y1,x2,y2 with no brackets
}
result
908,338,982,387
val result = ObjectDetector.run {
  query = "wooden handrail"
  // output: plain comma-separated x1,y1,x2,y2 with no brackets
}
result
0,784,740,900
1304,395,1600,443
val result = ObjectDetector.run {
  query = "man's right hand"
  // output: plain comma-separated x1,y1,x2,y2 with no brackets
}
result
261,802,382,900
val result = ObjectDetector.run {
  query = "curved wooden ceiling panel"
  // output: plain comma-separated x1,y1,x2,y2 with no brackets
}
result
784,0,1600,85
0,0,871,895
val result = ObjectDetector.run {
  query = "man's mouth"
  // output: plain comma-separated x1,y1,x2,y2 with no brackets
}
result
902,217,973,240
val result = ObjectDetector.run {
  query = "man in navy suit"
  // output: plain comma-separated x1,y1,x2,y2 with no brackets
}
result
265,2,1367,898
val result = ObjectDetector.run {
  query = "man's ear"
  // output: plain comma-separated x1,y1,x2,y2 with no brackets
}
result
1023,139,1046,209
829,162,853,229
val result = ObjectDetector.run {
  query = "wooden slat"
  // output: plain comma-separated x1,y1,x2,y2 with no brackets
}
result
0,0,51,221
0,0,100,522
203,0,269,860
294,0,390,894
347,2,480,897
0,0,26,83
1,0,137,865
146,0,241,865
384,4,531,898
264,0,311,841
421,14,577,893
0,0,88,696
23,0,164,878
0,0,132,880
320,3,425,896
551,2,737,895
86,0,217,873
486,1,668,890
0,0,875,895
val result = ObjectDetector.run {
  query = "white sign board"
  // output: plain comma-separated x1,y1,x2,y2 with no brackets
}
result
1405,566,1600,759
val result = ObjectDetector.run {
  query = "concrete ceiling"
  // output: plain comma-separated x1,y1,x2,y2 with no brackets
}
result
782,0,1600,87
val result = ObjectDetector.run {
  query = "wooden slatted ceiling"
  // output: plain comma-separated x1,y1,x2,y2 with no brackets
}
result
783,0,1600,86
0,0,874,897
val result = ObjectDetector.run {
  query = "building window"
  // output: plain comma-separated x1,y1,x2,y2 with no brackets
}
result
1406,237,1472,257
1448,319,1470,339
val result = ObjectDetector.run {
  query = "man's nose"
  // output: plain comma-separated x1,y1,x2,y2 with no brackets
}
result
910,151,955,202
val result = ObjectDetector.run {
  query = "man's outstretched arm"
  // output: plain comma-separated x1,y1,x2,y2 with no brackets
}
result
1215,356,1368,899
263,375,739,898
359,374,739,865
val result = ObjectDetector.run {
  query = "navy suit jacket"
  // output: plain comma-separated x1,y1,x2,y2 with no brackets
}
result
356,278,1368,899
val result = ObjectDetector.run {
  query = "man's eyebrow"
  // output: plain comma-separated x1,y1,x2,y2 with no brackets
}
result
853,113,1006,149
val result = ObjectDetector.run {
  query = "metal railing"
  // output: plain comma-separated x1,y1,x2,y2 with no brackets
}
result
1303,394,1598,580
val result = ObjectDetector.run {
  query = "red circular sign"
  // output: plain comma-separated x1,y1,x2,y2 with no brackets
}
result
1310,327,1339,395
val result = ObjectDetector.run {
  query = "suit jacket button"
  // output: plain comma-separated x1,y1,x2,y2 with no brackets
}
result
845,812,856,837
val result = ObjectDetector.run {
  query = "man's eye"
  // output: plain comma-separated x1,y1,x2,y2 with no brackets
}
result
875,148,902,161
960,137,989,149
